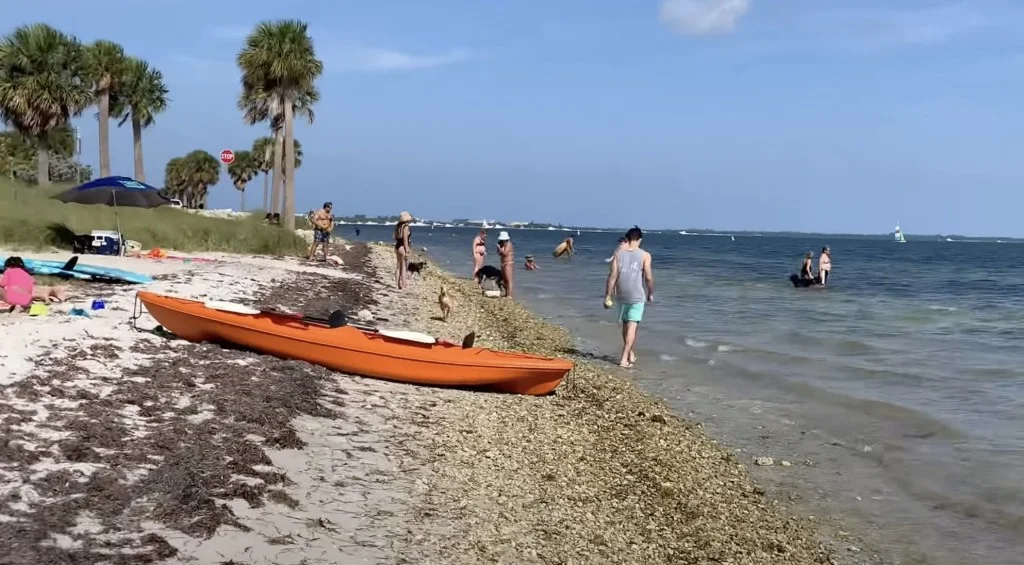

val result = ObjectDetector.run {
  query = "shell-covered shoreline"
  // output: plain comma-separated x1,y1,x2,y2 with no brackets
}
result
367,244,843,565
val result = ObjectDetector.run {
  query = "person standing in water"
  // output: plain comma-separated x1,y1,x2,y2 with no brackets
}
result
604,226,654,368
497,231,514,298
818,246,831,285
799,251,815,282
606,235,627,262
471,229,487,278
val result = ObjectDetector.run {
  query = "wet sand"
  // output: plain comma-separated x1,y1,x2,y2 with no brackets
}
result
0,242,868,564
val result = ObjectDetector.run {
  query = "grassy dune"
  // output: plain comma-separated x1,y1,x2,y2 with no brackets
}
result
0,179,307,255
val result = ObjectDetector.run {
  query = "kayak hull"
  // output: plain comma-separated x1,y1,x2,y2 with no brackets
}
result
137,291,572,396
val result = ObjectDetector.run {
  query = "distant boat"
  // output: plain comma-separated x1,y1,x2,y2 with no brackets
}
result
894,223,907,243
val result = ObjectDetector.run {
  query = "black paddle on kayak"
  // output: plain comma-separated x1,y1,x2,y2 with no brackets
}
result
327,311,476,348
259,308,476,348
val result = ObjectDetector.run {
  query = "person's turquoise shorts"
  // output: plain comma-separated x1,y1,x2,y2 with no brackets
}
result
619,302,645,323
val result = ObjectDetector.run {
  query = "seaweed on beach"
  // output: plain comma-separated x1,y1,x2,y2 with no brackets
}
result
360,244,846,565
0,244,383,564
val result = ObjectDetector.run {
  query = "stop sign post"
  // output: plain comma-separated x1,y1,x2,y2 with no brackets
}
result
220,149,235,165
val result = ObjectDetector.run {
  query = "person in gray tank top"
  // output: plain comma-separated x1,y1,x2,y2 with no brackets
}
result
603,226,654,368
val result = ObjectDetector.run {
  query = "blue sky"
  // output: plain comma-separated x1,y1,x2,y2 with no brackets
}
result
6,0,1024,235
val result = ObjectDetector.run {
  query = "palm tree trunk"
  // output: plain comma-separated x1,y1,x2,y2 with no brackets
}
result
282,96,296,231
262,172,270,211
36,137,50,186
270,128,284,216
99,90,111,177
240,186,246,211
132,115,145,182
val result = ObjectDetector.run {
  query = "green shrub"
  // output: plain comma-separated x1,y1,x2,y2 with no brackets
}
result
0,178,307,255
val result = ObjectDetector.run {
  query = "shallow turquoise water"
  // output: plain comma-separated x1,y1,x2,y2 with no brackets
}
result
346,225,1024,564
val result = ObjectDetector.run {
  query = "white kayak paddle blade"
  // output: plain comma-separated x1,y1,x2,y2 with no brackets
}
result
204,300,261,315
377,329,437,345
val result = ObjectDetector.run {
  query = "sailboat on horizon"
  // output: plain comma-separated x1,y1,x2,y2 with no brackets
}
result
894,222,907,243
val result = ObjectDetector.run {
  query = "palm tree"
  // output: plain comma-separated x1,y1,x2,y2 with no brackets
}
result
182,150,220,209
84,40,127,178
239,84,316,217
164,156,186,201
0,24,92,185
251,136,273,210
111,57,168,183
237,20,323,230
226,149,257,211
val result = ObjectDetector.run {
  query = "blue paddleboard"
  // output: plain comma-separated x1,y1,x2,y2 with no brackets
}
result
0,256,153,284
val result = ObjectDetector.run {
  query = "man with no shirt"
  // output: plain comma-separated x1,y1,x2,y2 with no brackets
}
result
308,202,334,261
604,226,654,368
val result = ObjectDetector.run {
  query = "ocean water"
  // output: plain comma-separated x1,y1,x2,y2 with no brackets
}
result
345,225,1024,565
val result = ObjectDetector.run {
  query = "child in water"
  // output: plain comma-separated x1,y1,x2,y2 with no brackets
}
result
524,255,538,270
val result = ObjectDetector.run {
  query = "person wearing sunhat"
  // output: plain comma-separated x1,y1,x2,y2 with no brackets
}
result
394,211,414,289
497,231,515,298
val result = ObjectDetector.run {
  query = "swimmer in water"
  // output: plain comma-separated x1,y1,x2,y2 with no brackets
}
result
818,246,831,285
524,255,538,270
800,251,816,282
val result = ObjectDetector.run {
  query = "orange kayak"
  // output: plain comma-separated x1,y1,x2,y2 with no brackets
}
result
137,291,573,395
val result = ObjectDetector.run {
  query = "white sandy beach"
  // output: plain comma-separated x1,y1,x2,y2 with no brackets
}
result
0,247,437,564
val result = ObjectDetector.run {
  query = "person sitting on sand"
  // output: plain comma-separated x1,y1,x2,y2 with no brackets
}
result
0,257,34,313
524,255,538,270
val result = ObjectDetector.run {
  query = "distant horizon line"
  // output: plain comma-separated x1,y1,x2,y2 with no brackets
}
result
320,215,1023,241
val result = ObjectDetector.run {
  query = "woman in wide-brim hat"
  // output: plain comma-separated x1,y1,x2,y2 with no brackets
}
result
394,211,414,289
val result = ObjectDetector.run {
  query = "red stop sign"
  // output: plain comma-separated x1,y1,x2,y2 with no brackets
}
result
219,149,235,164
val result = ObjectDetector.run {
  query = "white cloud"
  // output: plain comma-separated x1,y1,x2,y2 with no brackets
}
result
658,0,751,35
336,47,474,72
205,25,252,41
201,25,475,73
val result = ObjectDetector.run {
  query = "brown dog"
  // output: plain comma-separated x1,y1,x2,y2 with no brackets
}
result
438,286,452,321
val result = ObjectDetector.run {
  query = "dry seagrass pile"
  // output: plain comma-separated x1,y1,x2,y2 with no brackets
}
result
366,245,846,565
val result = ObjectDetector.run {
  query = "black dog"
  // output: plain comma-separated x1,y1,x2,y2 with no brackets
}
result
407,260,428,277
474,265,506,293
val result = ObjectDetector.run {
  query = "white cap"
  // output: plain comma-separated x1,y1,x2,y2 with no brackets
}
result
497,231,510,241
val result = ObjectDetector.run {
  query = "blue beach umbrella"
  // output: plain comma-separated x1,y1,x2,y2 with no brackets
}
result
53,176,173,253
54,176,172,208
